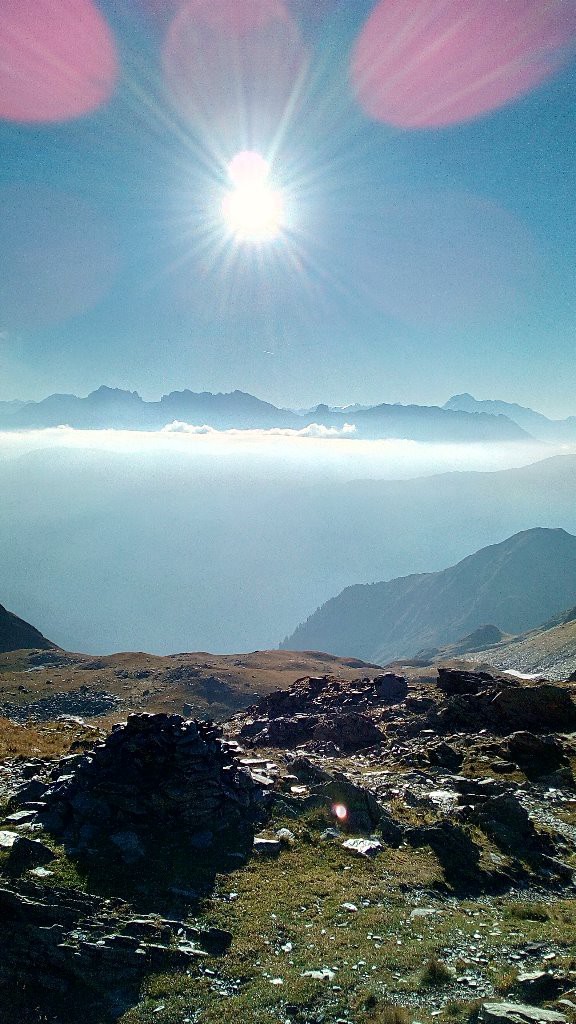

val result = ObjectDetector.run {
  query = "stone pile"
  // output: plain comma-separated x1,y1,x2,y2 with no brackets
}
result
13,713,268,858
236,673,407,751
249,673,408,717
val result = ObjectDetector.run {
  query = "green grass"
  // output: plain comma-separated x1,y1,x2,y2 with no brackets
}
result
106,811,576,1024
3,798,576,1024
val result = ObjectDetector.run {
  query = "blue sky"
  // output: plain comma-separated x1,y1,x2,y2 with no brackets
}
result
1,0,575,416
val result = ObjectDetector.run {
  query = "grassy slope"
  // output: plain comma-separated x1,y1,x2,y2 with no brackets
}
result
0,648,382,736
2,658,576,1024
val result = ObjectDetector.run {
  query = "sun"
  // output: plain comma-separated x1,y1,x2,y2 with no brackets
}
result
222,151,284,243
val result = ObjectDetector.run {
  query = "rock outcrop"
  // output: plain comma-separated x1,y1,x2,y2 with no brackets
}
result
428,672,576,735
236,673,405,750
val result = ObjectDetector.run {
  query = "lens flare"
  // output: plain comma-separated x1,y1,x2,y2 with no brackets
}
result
163,0,308,154
351,0,576,129
333,803,348,822
0,0,118,123
222,152,284,242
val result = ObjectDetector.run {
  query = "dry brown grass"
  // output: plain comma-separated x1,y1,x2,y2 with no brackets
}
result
0,716,100,760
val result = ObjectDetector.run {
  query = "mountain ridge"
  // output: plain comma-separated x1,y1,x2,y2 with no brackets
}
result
282,527,576,664
0,603,55,654
444,392,576,442
0,386,534,442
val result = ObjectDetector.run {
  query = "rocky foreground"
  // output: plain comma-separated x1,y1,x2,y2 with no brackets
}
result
0,666,575,1024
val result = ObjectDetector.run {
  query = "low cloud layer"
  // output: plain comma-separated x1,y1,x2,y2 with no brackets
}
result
0,425,565,481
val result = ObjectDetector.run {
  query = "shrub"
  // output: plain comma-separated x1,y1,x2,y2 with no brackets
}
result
419,957,454,988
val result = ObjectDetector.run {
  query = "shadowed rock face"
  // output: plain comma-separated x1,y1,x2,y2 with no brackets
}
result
33,713,268,859
428,672,576,735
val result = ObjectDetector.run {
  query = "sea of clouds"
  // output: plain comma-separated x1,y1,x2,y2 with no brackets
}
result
0,424,566,480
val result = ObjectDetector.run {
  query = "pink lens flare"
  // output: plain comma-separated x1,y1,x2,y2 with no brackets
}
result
0,0,118,123
163,0,309,149
333,803,348,821
351,0,576,129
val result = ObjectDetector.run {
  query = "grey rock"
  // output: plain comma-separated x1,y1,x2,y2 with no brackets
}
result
341,837,382,858
0,832,55,869
516,972,568,1000
110,831,145,863
478,1002,567,1024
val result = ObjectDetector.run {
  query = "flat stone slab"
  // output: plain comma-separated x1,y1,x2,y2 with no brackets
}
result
0,830,20,849
479,1002,567,1024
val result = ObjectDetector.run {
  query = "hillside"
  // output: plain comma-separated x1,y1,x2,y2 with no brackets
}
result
1,659,576,1024
0,646,382,725
460,606,576,681
0,603,55,654
282,528,576,664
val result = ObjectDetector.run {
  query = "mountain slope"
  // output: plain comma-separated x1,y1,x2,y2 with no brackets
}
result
460,605,576,681
444,393,576,442
0,386,532,441
0,603,55,654
282,528,576,664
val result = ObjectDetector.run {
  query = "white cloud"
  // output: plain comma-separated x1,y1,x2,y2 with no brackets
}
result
160,420,357,438
161,421,214,434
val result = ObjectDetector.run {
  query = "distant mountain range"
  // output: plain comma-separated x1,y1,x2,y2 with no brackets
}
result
444,393,576,442
281,528,576,664
0,603,55,654
0,386,534,443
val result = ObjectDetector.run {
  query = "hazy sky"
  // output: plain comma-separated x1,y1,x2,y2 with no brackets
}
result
1,0,576,416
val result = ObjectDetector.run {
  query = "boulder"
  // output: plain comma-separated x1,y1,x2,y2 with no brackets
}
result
341,837,382,858
313,712,383,750
427,741,464,770
0,831,54,870
372,673,408,703
437,668,496,695
506,732,567,773
490,685,576,733
253,836,282,857
478,1002,567,1024
516,972,569,1000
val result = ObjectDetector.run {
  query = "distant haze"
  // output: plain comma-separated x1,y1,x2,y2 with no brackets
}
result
1,429,575,655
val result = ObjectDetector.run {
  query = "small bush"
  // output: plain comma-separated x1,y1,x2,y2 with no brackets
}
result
366,1004,409,1024
494,969,518,995
419,957,454,988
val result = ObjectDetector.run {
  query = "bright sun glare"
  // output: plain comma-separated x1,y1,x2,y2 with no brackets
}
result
222,151,283,242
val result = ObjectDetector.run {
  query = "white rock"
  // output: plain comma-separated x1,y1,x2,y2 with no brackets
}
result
341,838,382,858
